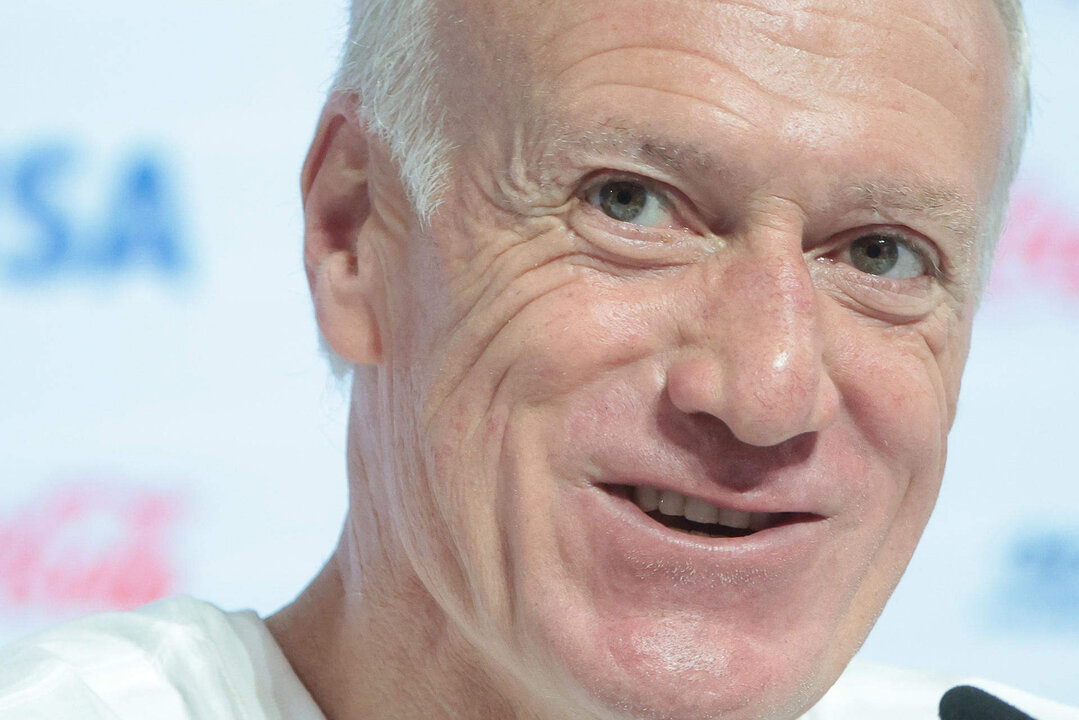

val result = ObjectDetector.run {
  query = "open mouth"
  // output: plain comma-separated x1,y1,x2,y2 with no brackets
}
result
603,484,814,539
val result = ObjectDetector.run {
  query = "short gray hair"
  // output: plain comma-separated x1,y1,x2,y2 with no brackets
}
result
982,0,1032,285
334,0,452,225
995,0,1033,187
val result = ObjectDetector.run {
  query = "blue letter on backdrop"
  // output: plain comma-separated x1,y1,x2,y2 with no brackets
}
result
8,146,73,280
95,155,186,274
3,144,188,284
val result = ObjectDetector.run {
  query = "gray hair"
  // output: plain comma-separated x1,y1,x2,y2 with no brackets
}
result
995,0,1033,187
333,0,452,225
982,0,1032,285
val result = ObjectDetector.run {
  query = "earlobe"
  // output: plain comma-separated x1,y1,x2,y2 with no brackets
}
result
312,245,383,365
303,94,384,366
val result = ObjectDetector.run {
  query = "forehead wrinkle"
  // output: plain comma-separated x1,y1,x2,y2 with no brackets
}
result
714,1,989,117
550,38,834,95
595,82,761,130
893,12,980,73
692,0,982,72
779,1,981,72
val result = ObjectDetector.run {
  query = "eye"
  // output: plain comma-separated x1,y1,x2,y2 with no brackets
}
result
844,233,929,279
588,178,674,228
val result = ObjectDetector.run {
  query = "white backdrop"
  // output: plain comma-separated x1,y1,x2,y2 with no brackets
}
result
1,0,1077,708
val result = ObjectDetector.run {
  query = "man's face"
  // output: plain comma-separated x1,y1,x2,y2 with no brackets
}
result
361,0,1012,716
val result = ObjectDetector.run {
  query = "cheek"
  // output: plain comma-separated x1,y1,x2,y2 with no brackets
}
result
817,308,972,581
835,316,959,472
437,271,675,429
403,274,676,626
832,311,967,569
418,274,668,529
510,277,684,403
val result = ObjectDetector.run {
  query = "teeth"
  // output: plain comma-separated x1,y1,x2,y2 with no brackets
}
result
629,486,774,534
684,497,720,524
748,513,772,531
633,486,660,512
718,508,752,530
658,490,685,516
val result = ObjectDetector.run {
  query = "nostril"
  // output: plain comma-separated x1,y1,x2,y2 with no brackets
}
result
666,355,721,418
665,348,836,449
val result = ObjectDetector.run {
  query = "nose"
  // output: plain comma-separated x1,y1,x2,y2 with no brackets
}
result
665,236,840,448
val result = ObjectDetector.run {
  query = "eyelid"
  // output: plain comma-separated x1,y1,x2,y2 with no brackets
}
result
820,265,940,323
581,172,670,206
578,171,707,233
830,226,945,280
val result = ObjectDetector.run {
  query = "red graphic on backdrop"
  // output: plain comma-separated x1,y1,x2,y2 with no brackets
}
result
0,482,183,612
990,185,1079,298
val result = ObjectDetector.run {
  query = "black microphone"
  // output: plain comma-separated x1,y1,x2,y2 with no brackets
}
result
939,685,1036,720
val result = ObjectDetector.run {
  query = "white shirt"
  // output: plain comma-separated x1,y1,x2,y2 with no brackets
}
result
811,659,1078,720
0,596,325,720
0,596,1074,719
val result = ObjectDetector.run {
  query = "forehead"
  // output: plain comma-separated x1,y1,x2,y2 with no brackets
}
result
440,0,1012,184
453,0,1008,87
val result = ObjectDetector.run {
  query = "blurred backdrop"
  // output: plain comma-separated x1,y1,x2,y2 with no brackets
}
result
2,0,1077,707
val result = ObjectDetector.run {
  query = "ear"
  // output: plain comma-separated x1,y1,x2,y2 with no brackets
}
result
303,94,383,366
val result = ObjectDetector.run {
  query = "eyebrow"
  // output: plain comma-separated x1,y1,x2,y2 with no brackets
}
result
639,138,720,176
546,122,723,177
847,180,980,242
542,121,982,241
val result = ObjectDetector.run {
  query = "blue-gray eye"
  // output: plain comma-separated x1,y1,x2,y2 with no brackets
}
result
590,179,673,227
847,234,926,279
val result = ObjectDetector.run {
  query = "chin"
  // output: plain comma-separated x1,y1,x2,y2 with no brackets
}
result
510,583,849,720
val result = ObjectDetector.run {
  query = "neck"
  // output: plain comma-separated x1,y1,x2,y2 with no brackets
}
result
267,518,558,720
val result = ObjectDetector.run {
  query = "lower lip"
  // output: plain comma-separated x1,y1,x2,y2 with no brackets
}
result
572,484,830,592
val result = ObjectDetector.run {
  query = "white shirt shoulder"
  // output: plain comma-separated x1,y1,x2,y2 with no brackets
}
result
0,596,325,720
806,658,1079,720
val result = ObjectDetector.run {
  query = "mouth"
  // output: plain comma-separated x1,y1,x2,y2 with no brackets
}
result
602,484,817,539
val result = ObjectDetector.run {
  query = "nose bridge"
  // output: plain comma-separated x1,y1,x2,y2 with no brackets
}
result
668,227,838,447
726,236,819,408
747,235,815,349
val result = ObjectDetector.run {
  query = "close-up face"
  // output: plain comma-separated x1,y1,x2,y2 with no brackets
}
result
352,0,1015,717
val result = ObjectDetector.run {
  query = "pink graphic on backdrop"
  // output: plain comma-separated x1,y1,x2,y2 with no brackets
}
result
990,184,1079,298
0,481,183,612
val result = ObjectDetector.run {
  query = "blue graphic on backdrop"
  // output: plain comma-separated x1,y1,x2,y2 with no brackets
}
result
1,143,189,283
992,526,1079,633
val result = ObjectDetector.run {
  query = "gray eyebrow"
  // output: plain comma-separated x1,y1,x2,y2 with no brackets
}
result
541,121,981,242
540,119,725,177
638,139,721,176
847,180,980,242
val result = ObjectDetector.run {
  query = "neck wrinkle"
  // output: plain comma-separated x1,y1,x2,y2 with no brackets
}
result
267,516,573,720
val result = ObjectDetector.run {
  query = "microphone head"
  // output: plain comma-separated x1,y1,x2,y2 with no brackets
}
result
939,685,1036,720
